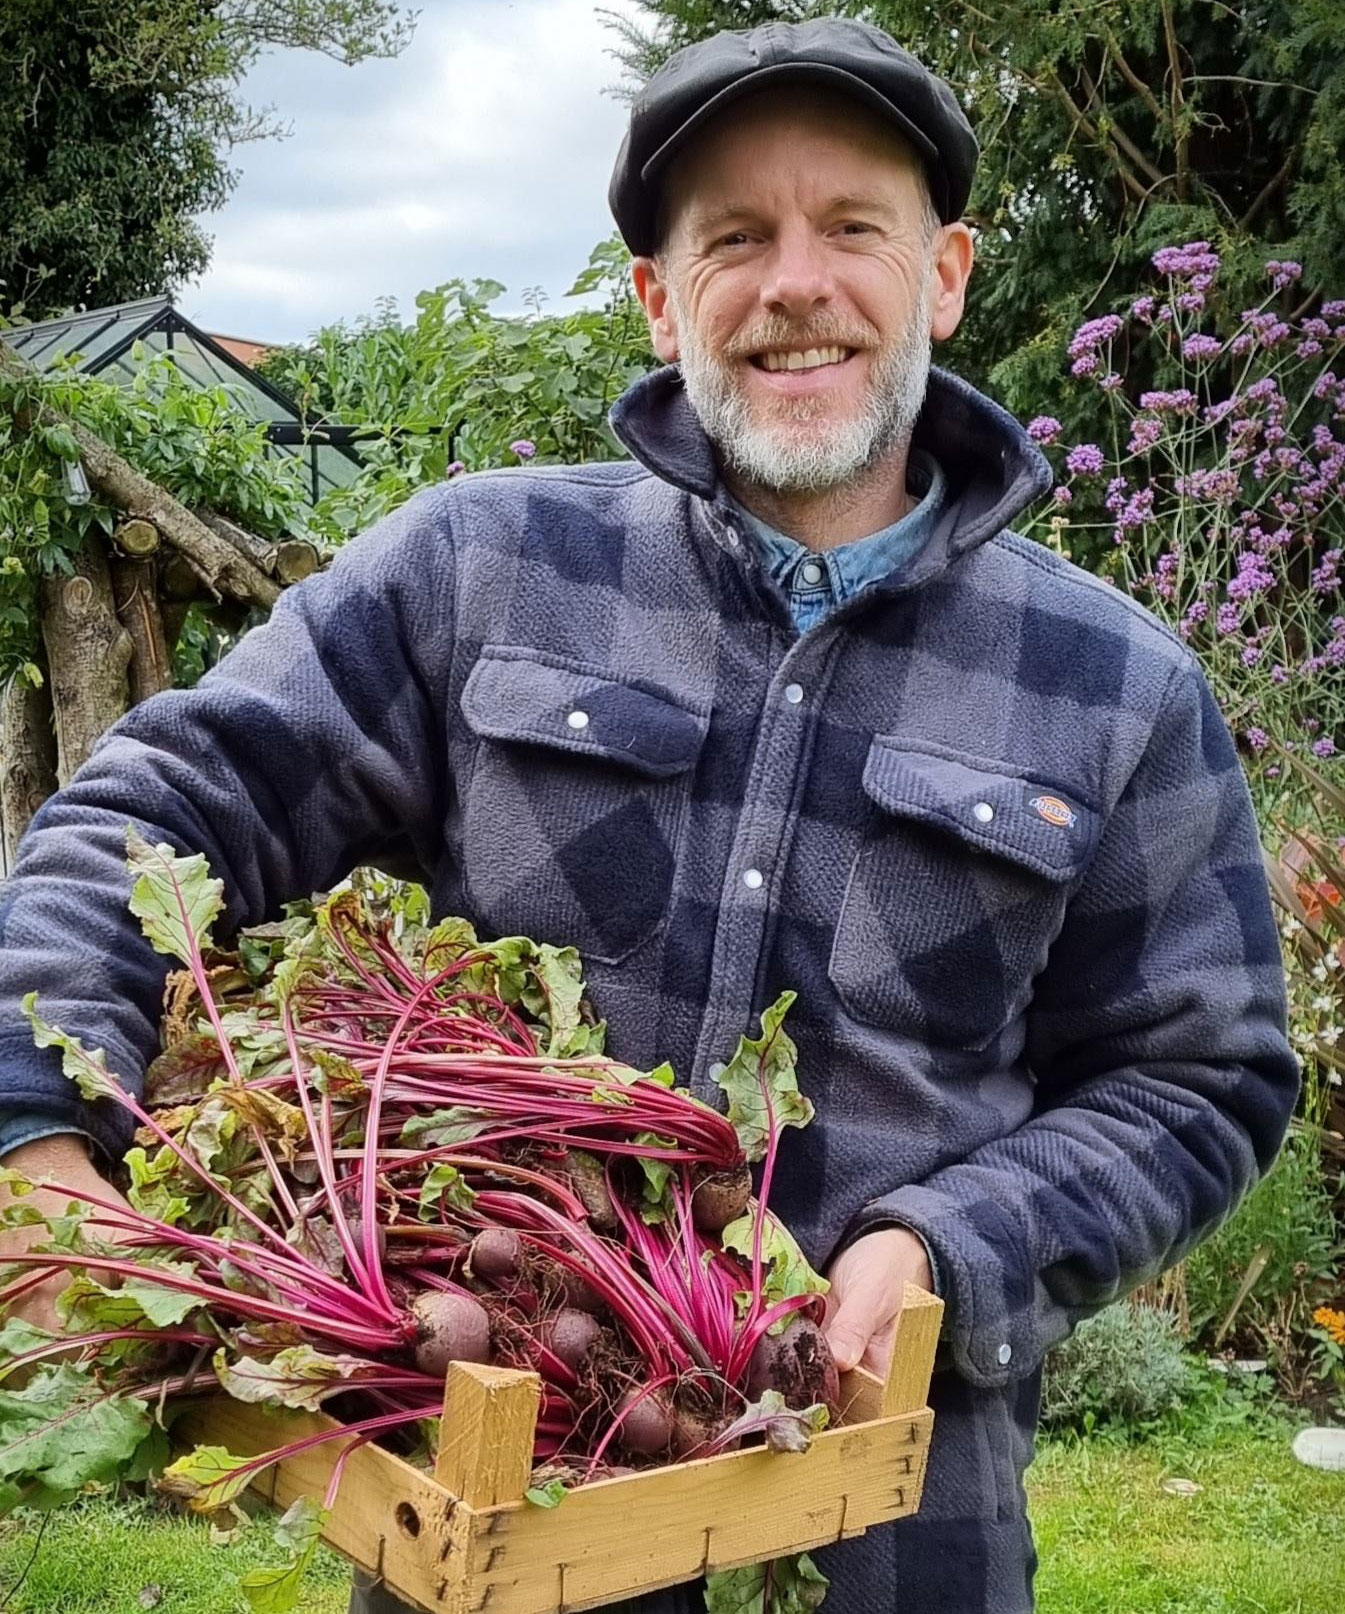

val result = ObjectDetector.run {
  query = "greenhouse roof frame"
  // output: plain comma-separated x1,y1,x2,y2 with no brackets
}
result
6,296,365,507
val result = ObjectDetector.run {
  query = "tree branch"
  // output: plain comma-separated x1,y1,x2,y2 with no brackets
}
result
1043,72,1151,204
1079,64,1168,190
1239,147,1299,231
1160,0,1191,202
1100,30,1167,126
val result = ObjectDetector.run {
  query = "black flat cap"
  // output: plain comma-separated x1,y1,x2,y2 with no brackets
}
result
609,19,978,256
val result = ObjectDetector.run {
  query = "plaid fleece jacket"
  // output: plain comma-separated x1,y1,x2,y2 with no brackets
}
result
0,365,1298,1612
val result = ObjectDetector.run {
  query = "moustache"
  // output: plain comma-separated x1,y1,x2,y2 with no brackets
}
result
721,326,876,362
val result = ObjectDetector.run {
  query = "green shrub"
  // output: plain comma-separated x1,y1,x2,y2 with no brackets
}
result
1042,1302,1195,1434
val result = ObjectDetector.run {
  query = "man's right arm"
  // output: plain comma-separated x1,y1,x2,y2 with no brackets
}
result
0,482,460,1167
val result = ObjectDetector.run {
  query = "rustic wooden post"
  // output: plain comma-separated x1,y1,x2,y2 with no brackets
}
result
0,673,58,868
39,538,132,783
434,1362,541,1507
110,556,173,704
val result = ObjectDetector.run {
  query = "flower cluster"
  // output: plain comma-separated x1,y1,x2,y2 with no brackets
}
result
1029,241,1345,804
1313,1306,1345,1347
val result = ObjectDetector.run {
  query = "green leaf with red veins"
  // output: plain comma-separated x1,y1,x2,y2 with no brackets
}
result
22,993,125,1102
417,1162,477,1220
720,1205,828,1315
124,1146,191,1227
158,1443,260,1510
240,1494,328,1613
711,993,812,1163
214,1346,385,1412
0,1363,152,1504
125,826,225,962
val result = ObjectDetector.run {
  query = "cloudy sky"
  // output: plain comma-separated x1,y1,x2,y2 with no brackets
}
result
180,0,642,344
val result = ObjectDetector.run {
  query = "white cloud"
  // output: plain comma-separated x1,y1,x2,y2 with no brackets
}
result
181,0,641,343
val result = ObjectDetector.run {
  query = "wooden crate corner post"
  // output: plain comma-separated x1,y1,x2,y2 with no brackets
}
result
434,1361,542,1509
880,1283,943,1418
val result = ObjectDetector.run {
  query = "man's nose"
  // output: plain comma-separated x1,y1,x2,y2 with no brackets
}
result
757,225,835,318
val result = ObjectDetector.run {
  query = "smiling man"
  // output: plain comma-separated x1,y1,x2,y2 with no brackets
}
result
0,17,1297,1614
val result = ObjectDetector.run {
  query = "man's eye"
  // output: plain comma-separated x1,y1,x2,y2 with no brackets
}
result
837,221,873,236
717,232,752,248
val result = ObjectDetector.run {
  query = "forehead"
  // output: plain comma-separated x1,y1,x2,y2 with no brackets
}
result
661,85,923,229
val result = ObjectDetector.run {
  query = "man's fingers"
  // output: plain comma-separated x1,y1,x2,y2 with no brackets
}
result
824,1283,882,1373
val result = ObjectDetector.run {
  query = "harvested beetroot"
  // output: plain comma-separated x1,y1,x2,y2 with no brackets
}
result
541,1308,603,1371
469,1227,522,1284
690,1163,753,1233
616,1387,675,1456
410,1291,492,1376
745,1317,841,1416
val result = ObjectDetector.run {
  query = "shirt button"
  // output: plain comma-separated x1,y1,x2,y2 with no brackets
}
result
973,801,995,823
800,561,823,585
742,867,764,890
997,1342,1013,1365
784,683,804,705
724,525,740,547
566,710,590,730
708,1061,727,1080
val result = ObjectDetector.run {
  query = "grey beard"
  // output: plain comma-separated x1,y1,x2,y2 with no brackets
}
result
671,282,934,496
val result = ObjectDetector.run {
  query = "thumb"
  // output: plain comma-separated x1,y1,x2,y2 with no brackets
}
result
824,1282,880,1374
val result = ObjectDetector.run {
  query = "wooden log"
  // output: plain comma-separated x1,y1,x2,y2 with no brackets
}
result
0,673,58,869
110,555,173,704
274,538,322,586
0,339,279,610
159,552,203,602
112,517,160,558
38,538,132,783
195,509,321,587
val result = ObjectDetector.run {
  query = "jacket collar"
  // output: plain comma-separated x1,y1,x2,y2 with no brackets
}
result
608,363,1053,563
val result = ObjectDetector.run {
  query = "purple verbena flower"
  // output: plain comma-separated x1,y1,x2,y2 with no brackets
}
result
1216,602,1241,634
1068,315,1124,360
1128,416,1162,454
1071,353,1100,378
1052,485,1073,505
1265,259,1303,289
1065,442,1106,477
1027,416,1062,445
509,439,537,459
445,460,466,477
1130,295,1157,322
1138,388,1199,414
1152,242,1221,279
1244,727,1270,751
1313,737,1337,758
1182,334,1222,361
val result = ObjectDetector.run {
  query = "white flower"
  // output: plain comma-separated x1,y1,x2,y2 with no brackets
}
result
1312,963,1329,983
1312,994,1334,1013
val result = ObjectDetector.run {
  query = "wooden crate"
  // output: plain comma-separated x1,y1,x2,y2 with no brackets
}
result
179,1284,942,1613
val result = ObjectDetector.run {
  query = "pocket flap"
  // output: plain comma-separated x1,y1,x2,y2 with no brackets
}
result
861,738,1095,883
461,648,710,779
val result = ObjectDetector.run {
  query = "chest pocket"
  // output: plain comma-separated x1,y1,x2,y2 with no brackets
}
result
828,738,1096,1050
458,647,710,964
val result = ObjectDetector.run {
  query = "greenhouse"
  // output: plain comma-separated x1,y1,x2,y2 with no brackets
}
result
5,296,362,506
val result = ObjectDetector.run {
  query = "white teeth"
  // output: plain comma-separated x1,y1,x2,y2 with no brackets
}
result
758,345,849,373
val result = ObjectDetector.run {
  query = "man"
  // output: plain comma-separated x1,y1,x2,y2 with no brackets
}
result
0,18,1298,1614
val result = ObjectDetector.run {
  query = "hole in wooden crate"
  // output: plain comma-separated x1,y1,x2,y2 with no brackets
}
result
395,1502,421,1539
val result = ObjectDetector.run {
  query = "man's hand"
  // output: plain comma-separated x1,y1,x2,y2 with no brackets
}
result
822,1226,935,1377
0,1133,130,1334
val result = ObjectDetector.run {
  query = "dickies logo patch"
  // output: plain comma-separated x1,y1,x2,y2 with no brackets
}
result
1029,793,1077,829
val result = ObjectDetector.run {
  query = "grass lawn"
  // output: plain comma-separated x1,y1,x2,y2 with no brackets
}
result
0,1428,1338,1612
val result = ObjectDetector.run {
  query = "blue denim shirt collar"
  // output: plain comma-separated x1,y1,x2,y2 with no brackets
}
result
726,448,947,629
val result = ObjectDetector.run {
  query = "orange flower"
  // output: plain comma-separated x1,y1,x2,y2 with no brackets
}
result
1312,1305,1345,1346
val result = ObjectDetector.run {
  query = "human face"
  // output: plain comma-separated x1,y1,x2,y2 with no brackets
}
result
635,90,972,496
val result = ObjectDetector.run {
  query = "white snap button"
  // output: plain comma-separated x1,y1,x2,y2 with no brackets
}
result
973,801,995,823
566,710,590,730
800,561,824,585
784,683,804,705
997,1342,1013,1365
742,867,764,890
725,526,740,547
708,1061,727,1080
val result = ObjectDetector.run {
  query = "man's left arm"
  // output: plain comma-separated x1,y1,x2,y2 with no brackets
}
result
831,653,1300,1388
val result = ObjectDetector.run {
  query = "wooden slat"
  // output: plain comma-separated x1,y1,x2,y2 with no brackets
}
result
435,1363,541,1507
454,1412,932,1613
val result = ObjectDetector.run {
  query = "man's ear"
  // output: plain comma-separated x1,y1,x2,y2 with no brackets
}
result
929,222,975,344
632,256,680,363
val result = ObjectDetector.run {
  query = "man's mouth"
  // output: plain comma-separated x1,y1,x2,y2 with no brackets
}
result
748,345,855,373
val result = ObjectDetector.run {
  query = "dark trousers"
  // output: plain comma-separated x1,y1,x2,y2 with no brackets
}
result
347,1569,693,1613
